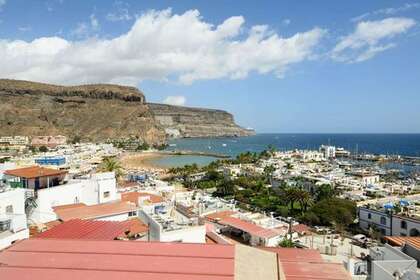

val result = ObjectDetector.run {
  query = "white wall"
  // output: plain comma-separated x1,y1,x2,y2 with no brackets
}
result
359,208,391,235
391,216,420,236
0,189,27,232
160,226,206,243
0,228,29,250
29,172,120,224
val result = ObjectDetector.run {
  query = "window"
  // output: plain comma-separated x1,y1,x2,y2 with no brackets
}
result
5,205,13,214
380,217,387,225
128,211,137,217
368,213,372,219
103,191,110,198
401,221,407,229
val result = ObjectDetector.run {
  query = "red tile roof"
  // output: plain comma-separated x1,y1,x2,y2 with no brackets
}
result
124,218,149,236
121,192,164,206
53,201,138,221
35,219,140,240
4,166,67,179
384,236,420,250
292,224,311,235
219,216,280,239
0,239,351,280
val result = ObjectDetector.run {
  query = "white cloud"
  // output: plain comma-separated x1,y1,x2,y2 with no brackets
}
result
71,13,99,38
163,95,186,106
332,17,416,63
18,26,32,32
90,14,99,30
0,0,6,11
282,19,291,26
351,3,420,22
0,9,326,86
106,1,132,22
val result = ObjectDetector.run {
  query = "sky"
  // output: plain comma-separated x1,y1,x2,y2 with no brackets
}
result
0,0,419,133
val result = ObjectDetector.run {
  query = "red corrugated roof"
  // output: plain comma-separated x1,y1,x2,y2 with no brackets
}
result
53,201,138,221
385,236,420,250
35,219,139,240
0,239,234,280
0,239,351,280
219,216,280,239
4,166,67,178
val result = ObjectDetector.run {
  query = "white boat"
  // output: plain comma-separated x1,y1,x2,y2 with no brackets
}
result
222,143,227,147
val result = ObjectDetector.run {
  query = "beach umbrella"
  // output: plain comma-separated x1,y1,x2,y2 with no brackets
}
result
383,202,394,209
399,199,410,206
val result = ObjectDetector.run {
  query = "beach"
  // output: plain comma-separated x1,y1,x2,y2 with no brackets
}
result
119,151,167,172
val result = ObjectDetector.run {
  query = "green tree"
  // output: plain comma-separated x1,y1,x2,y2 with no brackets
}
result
100,157,124,179
310,198,356,228
296,189,312,213
39,146,48,153
316,184,335,202
279,239,294,248
71,135,81,144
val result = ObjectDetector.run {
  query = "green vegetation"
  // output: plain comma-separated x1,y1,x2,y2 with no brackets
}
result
278,238,294,248
171,147,357,231
38,146,48,153
99,157,124,179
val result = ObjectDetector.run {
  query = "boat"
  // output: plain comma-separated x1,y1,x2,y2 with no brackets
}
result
222,143,227,147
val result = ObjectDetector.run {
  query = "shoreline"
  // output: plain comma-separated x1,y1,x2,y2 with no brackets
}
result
119,151,167,172
119,150,225,172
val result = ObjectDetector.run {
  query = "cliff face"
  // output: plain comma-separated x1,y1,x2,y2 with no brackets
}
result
0,79,254,143
0,79,164,144
148,103,255,138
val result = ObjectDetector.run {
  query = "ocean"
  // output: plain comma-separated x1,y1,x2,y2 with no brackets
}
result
149,134,420,168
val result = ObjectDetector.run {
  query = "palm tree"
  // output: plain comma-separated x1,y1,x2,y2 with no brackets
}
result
296,189,312,213
100,157,124,179
264,165,276,184
283,187,299,212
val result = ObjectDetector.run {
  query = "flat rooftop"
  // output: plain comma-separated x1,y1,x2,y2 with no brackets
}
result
53,201,138,221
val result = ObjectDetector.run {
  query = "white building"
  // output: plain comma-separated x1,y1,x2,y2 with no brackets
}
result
320,145,336,159
0,188,29,250
359,207,420,236
30,172,121,224
138,203,206,243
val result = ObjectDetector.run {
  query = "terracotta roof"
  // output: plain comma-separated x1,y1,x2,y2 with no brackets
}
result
4,166,67,179
205,210,236,222
121,192,164,206
219,216,280,239
53,201,138,221
35,219,133,240
292,224,311,235
124,218,149,236
0,239,351,280
384,236,420,250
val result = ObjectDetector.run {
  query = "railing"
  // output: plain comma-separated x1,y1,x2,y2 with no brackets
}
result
9,181,24,188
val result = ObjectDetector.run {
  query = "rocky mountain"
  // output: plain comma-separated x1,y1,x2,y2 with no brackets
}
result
148,103,254,138
0,79,254,143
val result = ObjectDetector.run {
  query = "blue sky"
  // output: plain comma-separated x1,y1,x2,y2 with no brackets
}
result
0,0,419,133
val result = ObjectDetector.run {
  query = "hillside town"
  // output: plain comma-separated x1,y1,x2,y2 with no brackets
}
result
0,135,419,279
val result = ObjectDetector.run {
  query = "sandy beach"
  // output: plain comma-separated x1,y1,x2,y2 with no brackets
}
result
119,151,167,172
